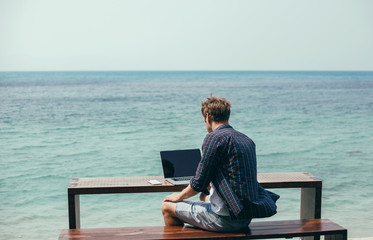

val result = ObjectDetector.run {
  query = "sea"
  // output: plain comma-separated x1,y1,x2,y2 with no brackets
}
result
0,71,372,239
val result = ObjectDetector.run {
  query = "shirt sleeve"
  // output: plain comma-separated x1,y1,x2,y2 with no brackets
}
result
190,133,225,195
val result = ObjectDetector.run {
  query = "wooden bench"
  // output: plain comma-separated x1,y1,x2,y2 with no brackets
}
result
59,219,347,240
68,172,322,229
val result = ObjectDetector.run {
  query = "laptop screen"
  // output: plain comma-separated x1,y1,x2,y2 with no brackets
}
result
160,149,201,178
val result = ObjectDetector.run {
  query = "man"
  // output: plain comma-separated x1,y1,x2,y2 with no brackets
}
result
162,96,279,232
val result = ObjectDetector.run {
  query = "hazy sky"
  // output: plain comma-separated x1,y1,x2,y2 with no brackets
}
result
1,0,373,71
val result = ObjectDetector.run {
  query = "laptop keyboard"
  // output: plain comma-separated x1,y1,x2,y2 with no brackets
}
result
172,177,191,181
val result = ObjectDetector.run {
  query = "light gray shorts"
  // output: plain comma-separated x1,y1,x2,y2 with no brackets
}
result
175,200,251,232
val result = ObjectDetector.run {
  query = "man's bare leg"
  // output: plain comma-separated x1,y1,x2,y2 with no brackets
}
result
161,202,183,226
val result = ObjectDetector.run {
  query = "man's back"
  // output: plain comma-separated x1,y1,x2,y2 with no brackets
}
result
191,124,279,219
210,125,258,199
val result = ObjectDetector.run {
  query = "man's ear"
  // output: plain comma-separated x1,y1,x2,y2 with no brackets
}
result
205,114,211,123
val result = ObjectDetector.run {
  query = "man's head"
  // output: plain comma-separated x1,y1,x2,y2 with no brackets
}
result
201,96,231,132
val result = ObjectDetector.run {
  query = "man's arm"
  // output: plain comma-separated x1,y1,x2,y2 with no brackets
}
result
190,134,223,195
164,185,199,203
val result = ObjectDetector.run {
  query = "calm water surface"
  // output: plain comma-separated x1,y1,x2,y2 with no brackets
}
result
0,71,372,239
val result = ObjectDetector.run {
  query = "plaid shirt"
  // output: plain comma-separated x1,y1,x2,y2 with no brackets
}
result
190,124,279,219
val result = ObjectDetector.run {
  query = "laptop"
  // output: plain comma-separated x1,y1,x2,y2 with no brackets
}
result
160,149,201,185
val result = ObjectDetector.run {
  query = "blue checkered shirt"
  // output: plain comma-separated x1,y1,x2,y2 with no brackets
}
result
190,124,279,219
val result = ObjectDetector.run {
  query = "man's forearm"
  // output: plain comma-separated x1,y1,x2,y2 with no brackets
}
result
180,185,199,200
164,185,199,203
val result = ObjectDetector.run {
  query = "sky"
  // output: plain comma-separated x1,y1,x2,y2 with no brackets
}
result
1,0,373,71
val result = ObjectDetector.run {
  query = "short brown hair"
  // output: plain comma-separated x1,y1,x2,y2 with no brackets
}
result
201,96,231,122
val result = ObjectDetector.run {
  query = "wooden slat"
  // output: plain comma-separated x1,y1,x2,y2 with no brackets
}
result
59,219,346,240
68,172,321,195
68,176,185,194
258,172,322,188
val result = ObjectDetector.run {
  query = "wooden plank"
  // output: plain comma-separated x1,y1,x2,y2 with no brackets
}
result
258,172,322,188
68,176,185,194
68,172,322,195
59,219,347,240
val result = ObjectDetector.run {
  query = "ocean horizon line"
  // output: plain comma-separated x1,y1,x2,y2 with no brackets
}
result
1,70,373,73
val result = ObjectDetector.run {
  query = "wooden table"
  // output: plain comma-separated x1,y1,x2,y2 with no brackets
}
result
68,172,322,229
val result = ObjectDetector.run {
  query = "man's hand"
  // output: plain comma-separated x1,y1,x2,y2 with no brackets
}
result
164,193,182,203
200,193,209,202
200,185,211,202
163,185,199,203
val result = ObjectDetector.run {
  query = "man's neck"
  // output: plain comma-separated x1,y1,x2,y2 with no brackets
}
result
211,121,228,132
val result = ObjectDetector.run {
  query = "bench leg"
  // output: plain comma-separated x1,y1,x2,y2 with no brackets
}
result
68,194,80,229
325,233,347,240
300,187,322,240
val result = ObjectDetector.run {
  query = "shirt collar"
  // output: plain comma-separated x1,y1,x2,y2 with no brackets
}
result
214,124,232,131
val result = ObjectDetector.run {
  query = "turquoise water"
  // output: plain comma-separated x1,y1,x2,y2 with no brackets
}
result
0,71,372,239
